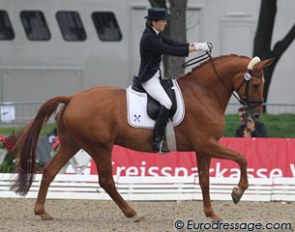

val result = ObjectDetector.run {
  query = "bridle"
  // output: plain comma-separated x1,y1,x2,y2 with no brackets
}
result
182,45,264,109
233,70,264,108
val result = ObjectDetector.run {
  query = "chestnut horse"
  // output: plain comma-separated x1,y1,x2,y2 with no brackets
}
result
12,54,273,222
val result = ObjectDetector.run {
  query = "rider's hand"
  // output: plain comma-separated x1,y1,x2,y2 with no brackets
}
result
194,42,210,52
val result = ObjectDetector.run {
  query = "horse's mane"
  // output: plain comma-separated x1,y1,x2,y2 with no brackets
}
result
183,54,250,78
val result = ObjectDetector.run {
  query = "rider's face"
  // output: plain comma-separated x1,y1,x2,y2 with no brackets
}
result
152,20,167,32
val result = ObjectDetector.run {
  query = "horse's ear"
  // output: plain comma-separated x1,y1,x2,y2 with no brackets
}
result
254,57,274,70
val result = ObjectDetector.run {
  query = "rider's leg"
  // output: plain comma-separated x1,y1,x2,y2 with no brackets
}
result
152,105,170,153
142,71,172,154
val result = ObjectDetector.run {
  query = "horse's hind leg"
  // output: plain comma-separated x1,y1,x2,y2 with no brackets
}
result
88,144,142,221
196,154,221,222
34,142,79,220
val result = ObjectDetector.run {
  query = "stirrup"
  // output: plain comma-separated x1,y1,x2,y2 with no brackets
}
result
153,141,170,154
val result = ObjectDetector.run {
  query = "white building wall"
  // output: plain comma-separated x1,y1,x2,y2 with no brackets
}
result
195,0,295,105
0,0,294,105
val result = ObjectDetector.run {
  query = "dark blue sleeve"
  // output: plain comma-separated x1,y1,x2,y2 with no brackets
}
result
142,33,189,57
162,35,189,47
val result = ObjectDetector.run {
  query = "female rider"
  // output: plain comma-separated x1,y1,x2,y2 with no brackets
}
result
136,8,210,154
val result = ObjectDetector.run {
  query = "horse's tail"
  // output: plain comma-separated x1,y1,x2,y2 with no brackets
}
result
11,96,71,196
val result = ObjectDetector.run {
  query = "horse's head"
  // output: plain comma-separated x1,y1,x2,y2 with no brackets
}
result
232,56,274,118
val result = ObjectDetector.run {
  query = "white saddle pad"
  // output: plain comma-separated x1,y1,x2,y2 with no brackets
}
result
126,79,185,129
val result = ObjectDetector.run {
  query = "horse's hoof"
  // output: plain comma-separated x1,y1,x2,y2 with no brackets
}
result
39,213,53,221
231,187,241,204
131,214,145,223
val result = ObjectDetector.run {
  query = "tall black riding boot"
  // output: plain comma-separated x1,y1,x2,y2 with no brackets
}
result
153,106,170,154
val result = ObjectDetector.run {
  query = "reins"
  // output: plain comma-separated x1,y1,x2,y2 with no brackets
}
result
206,52,246,106
182,46,263,108
207,54,265,109
181,42,214,68
181,52,210,68
182,47,245,105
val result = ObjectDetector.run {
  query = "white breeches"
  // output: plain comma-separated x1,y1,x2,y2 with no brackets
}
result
142,70,172,110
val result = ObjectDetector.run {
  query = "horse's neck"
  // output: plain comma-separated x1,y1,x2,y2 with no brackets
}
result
179,56,247,113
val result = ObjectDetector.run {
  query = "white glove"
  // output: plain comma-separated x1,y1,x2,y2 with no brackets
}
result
194,42,210,52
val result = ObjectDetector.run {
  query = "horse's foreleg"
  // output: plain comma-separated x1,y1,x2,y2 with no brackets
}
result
90,145,142,222
34,145,79,220
196,154,221,222
201,140,249,204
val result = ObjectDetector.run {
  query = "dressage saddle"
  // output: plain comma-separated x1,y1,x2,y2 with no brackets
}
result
132,76,177,120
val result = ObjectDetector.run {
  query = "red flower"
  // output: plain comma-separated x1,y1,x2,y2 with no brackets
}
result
5,140,14,153
0,134,16,153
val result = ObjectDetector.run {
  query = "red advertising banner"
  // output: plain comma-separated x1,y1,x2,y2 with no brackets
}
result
90,138,295,178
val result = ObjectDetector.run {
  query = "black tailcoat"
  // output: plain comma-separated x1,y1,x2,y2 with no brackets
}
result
136,27,189,83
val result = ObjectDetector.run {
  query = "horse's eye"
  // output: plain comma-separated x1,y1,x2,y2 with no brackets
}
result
252,83,260,89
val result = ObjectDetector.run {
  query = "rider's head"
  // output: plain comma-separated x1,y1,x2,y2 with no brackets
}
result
145,8,168,32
